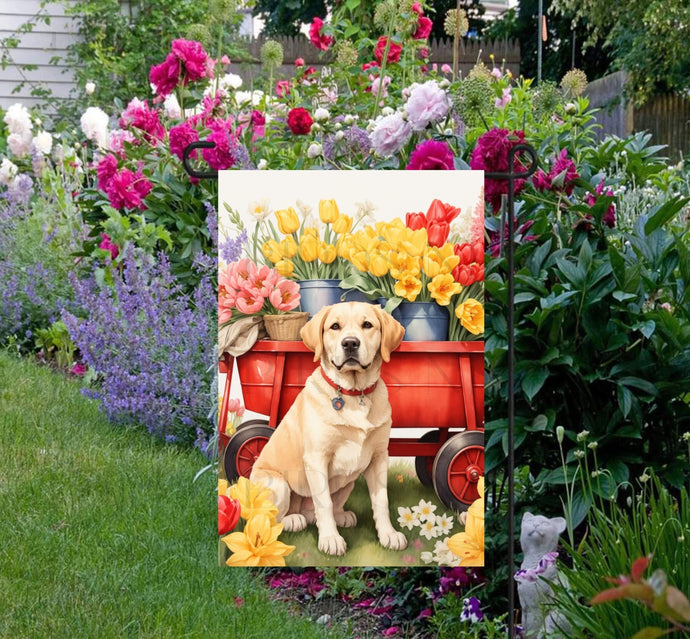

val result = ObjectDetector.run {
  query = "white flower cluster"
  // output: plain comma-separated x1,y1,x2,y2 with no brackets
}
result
0,157,18,186
4,103,33,158
397,499,455,540
80,106,110,148
420,537,462,567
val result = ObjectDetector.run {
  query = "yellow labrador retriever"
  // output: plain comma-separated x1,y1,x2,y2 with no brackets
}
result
250,302,407,556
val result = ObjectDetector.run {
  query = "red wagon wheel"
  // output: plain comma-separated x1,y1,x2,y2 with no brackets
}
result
432,431,484,513
414,430,441,487
223,422,273,482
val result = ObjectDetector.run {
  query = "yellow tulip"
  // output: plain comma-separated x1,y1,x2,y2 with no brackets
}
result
390,252,421,280
422,249,443,278
401,227,428,257
299,234,319,262
336,234,355,258
394,274,423,302
368,251,389,277
455,298,484,335
275,259,294,277
319,242,337,264
381,221,406,249
319,199,340,224
349,249,369,272
427,273,462,306
218,479,229,496
302,226,319,238
441,254,460,274
275,207,300,234
332,214,353,234
222,513,296,567
280,236,297,258
262,239,282,264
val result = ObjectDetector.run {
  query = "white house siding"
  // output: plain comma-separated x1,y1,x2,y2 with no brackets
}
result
0,0,80,109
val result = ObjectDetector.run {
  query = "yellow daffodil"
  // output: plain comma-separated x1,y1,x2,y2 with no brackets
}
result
319,199,340,224
280,236,298,258
275,207,300,234
218,478,229,496
389,252,421,280
394,274,423,302
262,239,282,264
368,251,390,277
349,249,369,272
455,298,484,335
332,214,353,234
299,234,319,262
318,242,337,264
222,513,295,567
275,259,294,277
400,228,428,257
428,273,462,306
447,477,484,566
228,476,279,522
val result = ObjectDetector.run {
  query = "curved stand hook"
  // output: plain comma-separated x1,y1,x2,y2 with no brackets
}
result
485,143,539,181
182,141,218,180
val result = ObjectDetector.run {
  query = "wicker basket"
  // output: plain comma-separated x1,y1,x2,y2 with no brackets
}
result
263,312,309,340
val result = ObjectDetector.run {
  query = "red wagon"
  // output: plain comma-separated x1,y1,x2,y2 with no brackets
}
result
219,340,484,512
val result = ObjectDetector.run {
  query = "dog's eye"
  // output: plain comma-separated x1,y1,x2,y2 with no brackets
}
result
362,321,373,329
330,323,341,330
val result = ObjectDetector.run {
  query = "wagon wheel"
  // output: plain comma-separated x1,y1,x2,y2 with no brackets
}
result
223,422,273,482
432,431,484,513
414,430,441,487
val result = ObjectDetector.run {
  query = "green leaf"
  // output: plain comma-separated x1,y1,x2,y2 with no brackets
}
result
557,258,585,287
526,414,549,432
617,384,633,418
618,376,658,397
522,368,549,402
644,196,689,235
630,628,666,639
578,238,592,274
612,290,637,302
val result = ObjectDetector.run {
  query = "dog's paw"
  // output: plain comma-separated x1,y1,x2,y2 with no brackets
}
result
335,510,357,528
282,514,307,532
318,533,347,556
379,529,407,551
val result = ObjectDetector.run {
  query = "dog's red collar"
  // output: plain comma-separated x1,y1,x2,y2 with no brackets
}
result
320,367,377,396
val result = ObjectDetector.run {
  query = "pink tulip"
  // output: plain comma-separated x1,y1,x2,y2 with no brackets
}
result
235,287,264,314
269,279,301,311
251,265,280,297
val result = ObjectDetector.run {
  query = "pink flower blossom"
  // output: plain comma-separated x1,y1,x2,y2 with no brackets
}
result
491,67,502,79
294,57,305,67
106,168,153,210
70,362,88,376
108,129,136,154
382,628,399,637
221,55,230,65
227,398,245,416
235,287,265,314
406,80,450,131
532,148,579,196
370,74,391,100
413,16,433,40
441,63,452,74
120,98,165,143
584,179,616,228
218,303,233,325
226,259,257,291
149,39,211,97
96,154,118,192
202,118,236,170
494,87,512,108
411,2,423,14
251,265,279,298
149,53,180,98
269,279,301,311
275,80,291,97
406,139,455,170
169,121,199,161
99,232,119,259
309,17,333,51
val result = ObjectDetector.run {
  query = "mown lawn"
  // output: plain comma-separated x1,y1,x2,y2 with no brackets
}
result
0,352,340,639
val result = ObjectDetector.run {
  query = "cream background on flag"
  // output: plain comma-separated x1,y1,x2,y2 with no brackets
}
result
218,170,484,455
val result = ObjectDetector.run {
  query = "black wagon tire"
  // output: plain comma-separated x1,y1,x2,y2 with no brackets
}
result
432,430,484,513
414,430,442,487
224,422,273,482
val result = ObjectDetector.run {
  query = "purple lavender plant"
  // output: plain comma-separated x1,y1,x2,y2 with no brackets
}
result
63,245,216,443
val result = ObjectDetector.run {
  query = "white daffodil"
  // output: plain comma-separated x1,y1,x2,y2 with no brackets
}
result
419,520,440,540
247,198,272,222
436,513,454,535
413,499,437,524
397,506,420,530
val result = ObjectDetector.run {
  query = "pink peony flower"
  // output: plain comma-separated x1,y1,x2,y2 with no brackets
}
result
584,180,616,228
108,129,136,154
371,112,412,157
406,80,450,131
149,39,211,97
406,140,455,170
294,57,305,67
106,168,153,210
532,149,579,196
269,279,301,312
309,17,333,51
169,121,199,161
120,98,165,143
413,16,433,40
149,53,180,98
98,232,119,259
382,628,399,637
235,287,265,314
441,63,452,74
275,80,291,97
202,119,236,170
96,154,118,192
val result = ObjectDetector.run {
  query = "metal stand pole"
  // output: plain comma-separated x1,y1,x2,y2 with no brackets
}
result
486,143,538,637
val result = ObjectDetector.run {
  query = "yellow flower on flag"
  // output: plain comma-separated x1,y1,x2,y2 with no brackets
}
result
228,476,279,523
455,298,484,335
262,239,282,264
400,228,428,257
275,207,300,234
319,242,337,264
332,214,353,234
427,273,462,306
222,513,295,567
319,199,340,224
349,249,369,272
299,234,319,262
280,236,297,258
218,479,229,496
390,252,421,280
369,251,389,277
336,234,355,258
394,274,423,302
275,259,294,277
422,249,443,278
447,477,484,566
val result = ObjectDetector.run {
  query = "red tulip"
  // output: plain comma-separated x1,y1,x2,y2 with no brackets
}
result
455,242,474,265
218,495,241,535
405,212,427,231
427,222,450,247
427,199,461,225
473,241,484,264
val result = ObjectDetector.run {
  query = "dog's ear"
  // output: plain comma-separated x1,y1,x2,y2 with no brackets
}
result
374,306,405,362
300,305,332,362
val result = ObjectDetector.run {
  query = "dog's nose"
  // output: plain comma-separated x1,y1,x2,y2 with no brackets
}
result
342,337,360,355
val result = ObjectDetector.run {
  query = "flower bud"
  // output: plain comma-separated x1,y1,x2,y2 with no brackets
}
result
556,426,564,444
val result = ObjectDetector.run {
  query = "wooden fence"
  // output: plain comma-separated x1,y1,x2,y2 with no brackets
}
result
235,35,520,86
584,71,690,162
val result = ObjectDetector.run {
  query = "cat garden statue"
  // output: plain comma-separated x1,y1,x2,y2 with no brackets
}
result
515,512,571,638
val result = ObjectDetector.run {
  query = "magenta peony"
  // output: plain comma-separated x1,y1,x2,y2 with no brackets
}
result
202,119,236,170
149,53,180,98
96,154,118,192
98,233,119,259
149,39,211,97
169,121,199,161
120,98,165,143
106,168,153,210
406,140,455,170
309,17,333,51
